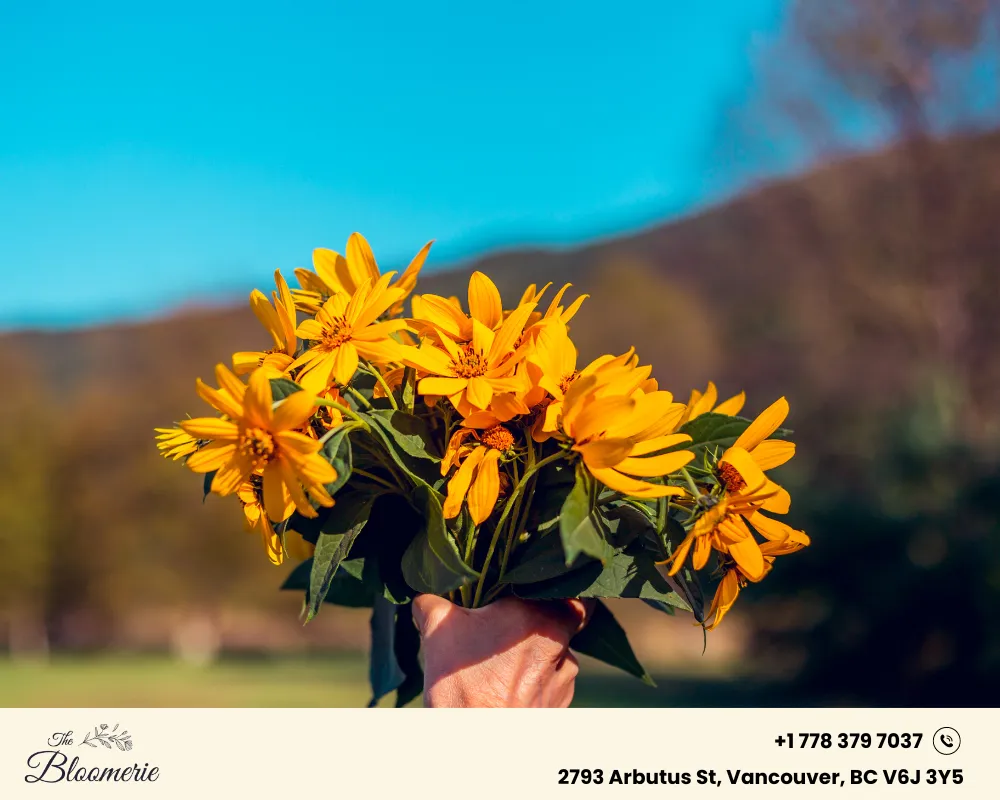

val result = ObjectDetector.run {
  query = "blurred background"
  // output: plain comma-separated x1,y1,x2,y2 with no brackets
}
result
1,0,999,707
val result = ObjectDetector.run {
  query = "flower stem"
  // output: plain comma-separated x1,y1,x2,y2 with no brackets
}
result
471,449,565,608
352,468,398,492
361,360,399,411
314,397,368,429
341,384,374,411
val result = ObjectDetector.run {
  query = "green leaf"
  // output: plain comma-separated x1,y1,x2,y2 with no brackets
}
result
676,412,751,451
280,558,311,591
559,465,614,565
393,602,423,707
503,531,595,585
320,425,353,497
306,493,376,620
401,366,416,413
366,409,440,460
401,485,479,594
369,596,405,707
570,600,654,686
673,412,793,457
512,548,689,609
281,557,374,607
202,471,215,500
361,415,443,492
269,377,305,401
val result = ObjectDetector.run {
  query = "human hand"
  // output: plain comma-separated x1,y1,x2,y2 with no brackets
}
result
412,594,594,708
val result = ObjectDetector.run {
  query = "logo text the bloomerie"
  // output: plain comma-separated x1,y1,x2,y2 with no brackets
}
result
24,726,160,784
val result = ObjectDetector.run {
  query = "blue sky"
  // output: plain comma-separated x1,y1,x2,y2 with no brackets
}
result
0,1,786,328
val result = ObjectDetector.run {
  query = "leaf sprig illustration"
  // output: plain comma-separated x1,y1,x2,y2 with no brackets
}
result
80,723,133,752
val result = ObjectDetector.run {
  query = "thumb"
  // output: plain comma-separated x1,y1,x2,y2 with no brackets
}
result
411,593,455,638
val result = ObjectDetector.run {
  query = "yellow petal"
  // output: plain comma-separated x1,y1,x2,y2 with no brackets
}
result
751,440,796,471
576,438,634,469
244,369,274,428
232,350,265,375
467,449,501,524
628,433,692,456
727,534,765,581
734,397,789,452
271,390,318,432
720,446,769,494
312,248,352,294
616,449,694,477
262,462,296,522
468,271,503,329
330,342,360,386
346,232,381,288
489,302,535,362
419,376,468,396
714,391,746,416
211,455,251,496
465,376,494,409
180,417,239,440
588,466,687,498
443,446,485,519
570,396,635,442
689,381,718,419
186,441,237,472
705,569,741,630
196,377,242,419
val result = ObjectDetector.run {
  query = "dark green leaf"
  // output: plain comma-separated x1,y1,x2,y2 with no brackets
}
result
369,596,405,707
280,558,311,591
320,425,353,497
307,493,376,620
570,600,654,686
513,548,689,609
393,602,423,707
281,557,374,608
401,366,416,413
366,409,440,460
269,377,305,401
401,485,478,594
503,531,596,585
202,471,216,500
672,412,792,457
559,465,614,565
361,418,443,492
642,598,677,616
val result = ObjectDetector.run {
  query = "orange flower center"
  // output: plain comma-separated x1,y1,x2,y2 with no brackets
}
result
717,462,747,493
320,315,352,351
481,424,515,451
453,343,488,378
240,426,276,470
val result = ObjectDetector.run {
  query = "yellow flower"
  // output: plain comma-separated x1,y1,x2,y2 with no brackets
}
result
181,367,336,522
293,233,432,316
664,397,808,581
517,282,588,339
442,424,516,524
557,373,694,498
237,481,284,565
401,274,536,416
704,534,808,629
237,481,317,564
677,381,746,427
290,273,410,393
154,427,199,460
232,270,298,376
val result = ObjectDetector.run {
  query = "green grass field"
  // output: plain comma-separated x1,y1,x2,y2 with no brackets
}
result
0,653,779,708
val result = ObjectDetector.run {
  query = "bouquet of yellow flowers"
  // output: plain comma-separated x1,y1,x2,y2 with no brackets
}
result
156,233,810,705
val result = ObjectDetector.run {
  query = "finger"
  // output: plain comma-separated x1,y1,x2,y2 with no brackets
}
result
411,593,454,637
566,598,597,634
